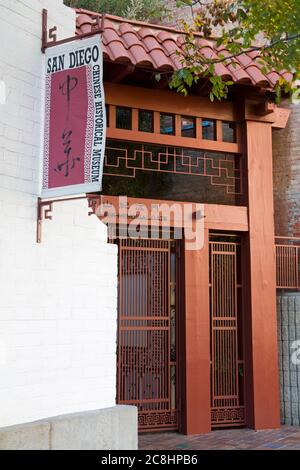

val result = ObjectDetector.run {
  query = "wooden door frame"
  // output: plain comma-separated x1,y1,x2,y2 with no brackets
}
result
101,196,248,434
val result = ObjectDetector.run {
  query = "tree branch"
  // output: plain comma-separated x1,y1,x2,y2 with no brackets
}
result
148,33,299,80
183,33,300,66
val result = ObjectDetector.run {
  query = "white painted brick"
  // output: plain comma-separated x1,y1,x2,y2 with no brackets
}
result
0,0,117,429
3,149,20,165
4,138,33,156
5,115,34,133
4,124,21,141
19,129,41,146
2,163,33,180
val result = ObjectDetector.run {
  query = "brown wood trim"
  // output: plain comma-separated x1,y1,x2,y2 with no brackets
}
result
105,82,238,121
99,195,249,231
216,120,223,142
175,114,181,137
196,117,202,139
132,108,138,131
153,111,160,134
106,128,241,153
105,84,290,130
272,107,291,129
245,99,290,129
241,232,254,428
206,205,248,231
109,105,116,129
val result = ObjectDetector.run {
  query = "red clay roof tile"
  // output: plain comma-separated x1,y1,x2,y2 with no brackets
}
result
121,31,140,48
235,53,253,67
119,22,137,35
107,41,131,62
75,10,292,90
149,49,173,70
228,65,252,84
76,13,93,27
267,71,281,86
102,28,121,45
157,30,173,42
138,28,158,39
129,45,153,66
244,65,269,86
281,71,293,82
142,36,164,53
160,39,178,57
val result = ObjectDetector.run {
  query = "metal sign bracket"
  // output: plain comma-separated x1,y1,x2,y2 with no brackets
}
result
36,194,101,243
41,8,105,53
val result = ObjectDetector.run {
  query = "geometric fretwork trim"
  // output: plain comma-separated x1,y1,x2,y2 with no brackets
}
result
104,139,242,195
138,410,178,431
211,406,245,426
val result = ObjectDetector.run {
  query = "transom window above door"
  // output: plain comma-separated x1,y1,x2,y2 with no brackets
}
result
106,104,238,148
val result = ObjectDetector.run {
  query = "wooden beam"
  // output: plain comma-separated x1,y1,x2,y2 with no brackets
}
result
106,127,241,153
245,99,290,128
272,107,291,129
255,101,275,116
105,83,290,130
205,204,248,231
99,195,249,232
105,82,237,121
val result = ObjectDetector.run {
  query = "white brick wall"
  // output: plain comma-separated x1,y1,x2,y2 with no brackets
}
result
0,1,118,427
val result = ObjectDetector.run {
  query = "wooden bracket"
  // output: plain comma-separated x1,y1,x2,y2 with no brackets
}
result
41,8,105,53
255,100,276,116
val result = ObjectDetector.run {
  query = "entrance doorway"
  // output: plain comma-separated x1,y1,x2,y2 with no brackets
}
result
116,236,181,432
114,231,246,432
209,234,245,427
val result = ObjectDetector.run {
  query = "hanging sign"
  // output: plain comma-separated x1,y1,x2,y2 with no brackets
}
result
41,35,106,198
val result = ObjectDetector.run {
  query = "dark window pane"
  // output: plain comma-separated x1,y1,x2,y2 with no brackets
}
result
222,121,236,143
160,113,174,135
202,119,216,140
181,116,195,138
116,106,132,130
105,104,109,127
138,110,153,133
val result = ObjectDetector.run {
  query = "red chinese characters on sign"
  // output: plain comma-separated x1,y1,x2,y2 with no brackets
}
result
48,67,87,188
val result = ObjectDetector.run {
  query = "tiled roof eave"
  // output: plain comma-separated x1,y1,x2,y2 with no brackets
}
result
75,10,292,90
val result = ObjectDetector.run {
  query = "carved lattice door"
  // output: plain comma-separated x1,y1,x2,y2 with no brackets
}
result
117,238,178,432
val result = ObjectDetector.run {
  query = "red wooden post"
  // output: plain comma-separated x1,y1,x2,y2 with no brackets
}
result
245,119,280,429
183,228,211,434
